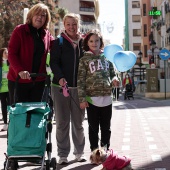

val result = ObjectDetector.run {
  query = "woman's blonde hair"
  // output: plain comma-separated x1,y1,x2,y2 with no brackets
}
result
26,3,51,29
63,13,81,28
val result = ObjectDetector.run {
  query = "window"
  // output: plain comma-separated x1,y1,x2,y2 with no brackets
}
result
132,15,140,22
132,1,140,8
144,45,148,58
144,24,147,37
143,4,146,16
133,29,141,36
133,43,141,51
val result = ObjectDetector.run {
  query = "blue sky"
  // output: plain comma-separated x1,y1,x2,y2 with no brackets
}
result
98,0,125,45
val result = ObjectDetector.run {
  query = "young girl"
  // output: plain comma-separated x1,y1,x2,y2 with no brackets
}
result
77,29,119,151
0,48,9,131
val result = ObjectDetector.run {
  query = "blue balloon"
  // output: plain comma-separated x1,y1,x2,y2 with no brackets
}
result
113,51,137,72
104,44,124,63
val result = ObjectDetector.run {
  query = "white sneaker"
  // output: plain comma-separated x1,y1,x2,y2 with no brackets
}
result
58,157,68,165
1,124,8,131
75,154,87,162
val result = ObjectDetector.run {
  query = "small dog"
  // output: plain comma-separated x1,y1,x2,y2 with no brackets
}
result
90,148,133,170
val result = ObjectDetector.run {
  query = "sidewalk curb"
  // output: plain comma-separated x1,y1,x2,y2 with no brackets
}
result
134,94,170,103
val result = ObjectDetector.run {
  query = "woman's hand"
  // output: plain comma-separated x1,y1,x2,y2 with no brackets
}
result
18,71,31,80
59,78,67,86
80,102,89,109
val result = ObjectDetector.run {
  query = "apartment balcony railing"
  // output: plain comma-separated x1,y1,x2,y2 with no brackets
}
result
81,21,95,25
80,7,95,12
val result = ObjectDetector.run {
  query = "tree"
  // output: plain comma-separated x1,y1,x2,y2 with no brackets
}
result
57,7,68,20
0,0,23,47
0,0,59,48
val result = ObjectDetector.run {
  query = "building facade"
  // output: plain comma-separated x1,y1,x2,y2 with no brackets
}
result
124,0,170,79
57,0,99,36
124,0,170,94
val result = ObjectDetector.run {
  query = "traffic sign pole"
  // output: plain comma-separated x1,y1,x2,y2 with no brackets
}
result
164,60,166,99
159,48,170,100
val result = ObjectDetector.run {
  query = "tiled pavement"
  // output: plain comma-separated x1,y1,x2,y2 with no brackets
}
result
0,95,170,170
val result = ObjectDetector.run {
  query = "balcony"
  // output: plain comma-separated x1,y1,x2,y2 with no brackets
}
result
80,0,95,16
80,7,95,12
80,14,95,23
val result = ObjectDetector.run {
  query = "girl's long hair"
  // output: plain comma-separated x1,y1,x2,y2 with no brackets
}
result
83,29,104,51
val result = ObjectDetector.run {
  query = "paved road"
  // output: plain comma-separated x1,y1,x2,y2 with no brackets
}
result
0,94,170,170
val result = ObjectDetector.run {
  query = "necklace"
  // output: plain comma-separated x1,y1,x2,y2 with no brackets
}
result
37,32,39,37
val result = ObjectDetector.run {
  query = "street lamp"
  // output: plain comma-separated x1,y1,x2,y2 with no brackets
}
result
153,47,160,67
148,40,160,66
138,51,143,80
150,40,156,63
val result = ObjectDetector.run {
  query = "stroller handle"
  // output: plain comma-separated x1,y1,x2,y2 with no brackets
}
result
13,73,51,105
16,73,47,81
30,73,47,77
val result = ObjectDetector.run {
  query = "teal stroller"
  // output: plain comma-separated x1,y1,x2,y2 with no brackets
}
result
4,74,56,170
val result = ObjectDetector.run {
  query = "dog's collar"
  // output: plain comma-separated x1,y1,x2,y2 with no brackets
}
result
103,152,110,162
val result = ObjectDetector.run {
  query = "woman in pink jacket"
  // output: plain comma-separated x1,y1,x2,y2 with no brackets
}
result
122,73,132,88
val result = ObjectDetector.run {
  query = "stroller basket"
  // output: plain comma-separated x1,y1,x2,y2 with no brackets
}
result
7,102,49,156
125,84,133,92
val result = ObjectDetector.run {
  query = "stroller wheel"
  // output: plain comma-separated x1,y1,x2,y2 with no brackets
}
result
46,160,50,170
10,160,18,170
4,160,11,170
3,160,7,170
50,157,57,170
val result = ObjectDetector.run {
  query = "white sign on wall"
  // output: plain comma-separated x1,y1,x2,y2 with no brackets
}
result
150,63,156,68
